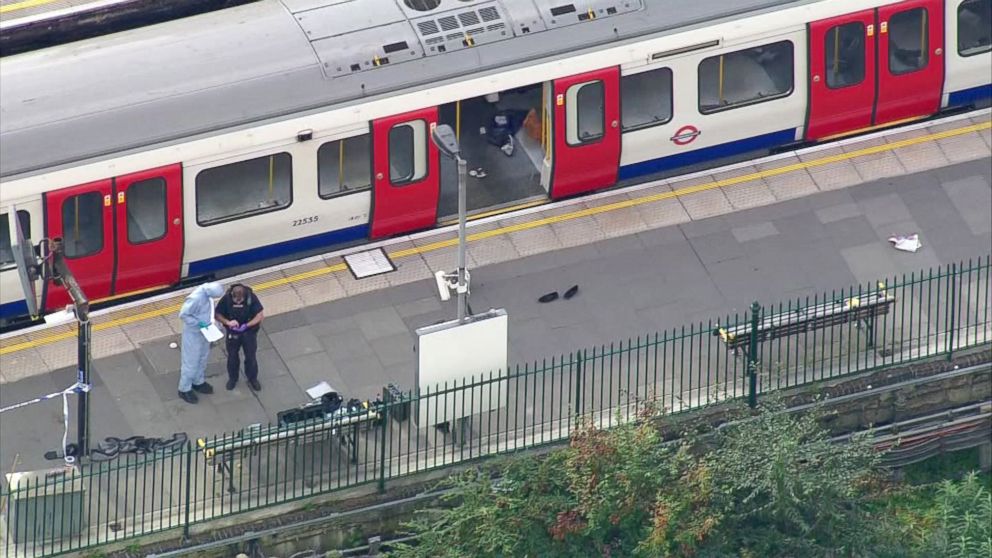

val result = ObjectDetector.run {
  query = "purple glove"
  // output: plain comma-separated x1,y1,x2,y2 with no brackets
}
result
234,324,249,333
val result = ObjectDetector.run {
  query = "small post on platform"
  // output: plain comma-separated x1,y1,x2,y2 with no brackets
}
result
431,124,469,322
49,239,92,456
77,318,92,457
747,301,761,409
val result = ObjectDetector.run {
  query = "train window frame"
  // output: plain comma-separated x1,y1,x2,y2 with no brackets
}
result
195,152,294,227
825,22,866,89
317,133,373,199
125,177,168,245
389,121,428,186
887,8,929,76
0,210,31,269
697,40,795,115
62,192,104,259
958,0,991,57
620,67,674,132
566,80,606,146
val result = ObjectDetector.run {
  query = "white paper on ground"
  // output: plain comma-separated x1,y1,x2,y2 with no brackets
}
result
306,381,335,400
888,233,922,253
201,323,223,342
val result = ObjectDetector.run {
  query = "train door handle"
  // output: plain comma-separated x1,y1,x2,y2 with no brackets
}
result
670,129,701,142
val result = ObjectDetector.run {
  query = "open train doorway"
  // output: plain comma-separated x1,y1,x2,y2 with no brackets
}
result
437,82,550,219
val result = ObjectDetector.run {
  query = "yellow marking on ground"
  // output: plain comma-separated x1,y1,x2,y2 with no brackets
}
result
818,115,925,142
438,199,548,226
2,120,989,356
0,0,61,14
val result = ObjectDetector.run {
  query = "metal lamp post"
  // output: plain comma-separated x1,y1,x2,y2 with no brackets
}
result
431,124,469,321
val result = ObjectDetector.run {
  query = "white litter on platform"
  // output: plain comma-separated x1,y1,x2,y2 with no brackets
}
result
888,233,922,253
344,247,395,279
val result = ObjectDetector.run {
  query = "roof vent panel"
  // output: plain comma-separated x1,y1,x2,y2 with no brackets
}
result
412,1,513,56
312,21,425,78
532,0,643,29
294,0,405,40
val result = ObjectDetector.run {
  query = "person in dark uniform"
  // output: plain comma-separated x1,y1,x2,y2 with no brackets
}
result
214,284,265,391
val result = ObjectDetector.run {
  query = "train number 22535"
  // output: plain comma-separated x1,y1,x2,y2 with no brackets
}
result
292,215,319,227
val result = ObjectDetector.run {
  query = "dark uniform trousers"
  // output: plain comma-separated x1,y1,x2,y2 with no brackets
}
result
226,329,259,382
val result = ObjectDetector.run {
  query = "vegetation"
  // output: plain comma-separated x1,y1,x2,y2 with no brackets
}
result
389,402,992,558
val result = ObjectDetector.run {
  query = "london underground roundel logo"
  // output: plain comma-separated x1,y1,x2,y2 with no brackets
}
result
671,124,700,146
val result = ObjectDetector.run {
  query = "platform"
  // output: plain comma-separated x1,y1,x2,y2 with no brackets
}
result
0,110,989,472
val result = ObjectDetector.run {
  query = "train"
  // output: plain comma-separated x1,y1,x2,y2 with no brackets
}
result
1,0,990,326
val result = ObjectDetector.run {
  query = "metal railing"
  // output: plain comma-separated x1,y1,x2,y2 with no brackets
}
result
2,255,990,557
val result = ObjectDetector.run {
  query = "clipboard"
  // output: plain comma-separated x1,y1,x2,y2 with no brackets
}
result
201,323,223,343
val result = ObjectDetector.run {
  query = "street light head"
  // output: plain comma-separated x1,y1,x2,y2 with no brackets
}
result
431,124,460,159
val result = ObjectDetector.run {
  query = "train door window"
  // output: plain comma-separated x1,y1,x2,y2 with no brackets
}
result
888,8,929,75
0,210,30,267
388,121,427,185
958,0,991,56
620,67,673,130
825,22,866,88
698,41,794,113
61,192,103,258
126,178,167,244
566,80,605,145
195,152,292,225
318,133,372,197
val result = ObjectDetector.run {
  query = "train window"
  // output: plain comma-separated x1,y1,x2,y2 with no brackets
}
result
566,80,605,145
389,121,427,185
621,67,673,131
825,22,866,89
958,0,991,56
196,153,292,226
0,210,31,268
62,192,103,258
888,8,928,75
698,41,794,114
126,178,167,244
318,133,372,198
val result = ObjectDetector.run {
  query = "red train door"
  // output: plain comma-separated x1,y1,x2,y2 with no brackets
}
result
370,108,440,238
550,67,621,198
114,164,184,294
806,0,943,141
44,165,185,311
44,180,115,310
876,0,944,124
806,9,877,140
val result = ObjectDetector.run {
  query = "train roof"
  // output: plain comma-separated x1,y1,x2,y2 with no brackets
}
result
0,0,803,179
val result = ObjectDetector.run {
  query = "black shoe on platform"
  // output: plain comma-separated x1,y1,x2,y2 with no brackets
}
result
192,382,214,395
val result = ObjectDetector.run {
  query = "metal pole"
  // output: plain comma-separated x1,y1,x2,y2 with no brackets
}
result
748,301,761,409
378,386,388,493
947,262,957,361
77,317,92,457
456,155,468,322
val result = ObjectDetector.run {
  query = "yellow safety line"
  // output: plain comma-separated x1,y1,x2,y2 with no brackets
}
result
0,0,60,14
819,115,925,142
1,120,988,356
438,199,548,226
